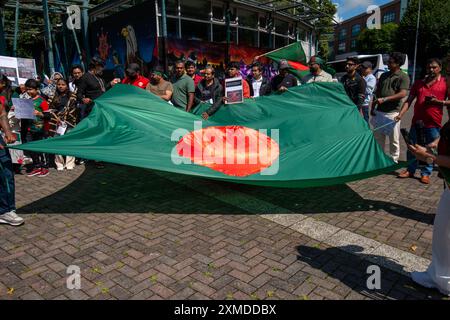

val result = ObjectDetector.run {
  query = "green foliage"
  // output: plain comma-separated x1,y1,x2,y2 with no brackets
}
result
297,0,337,59
356,23,398,54
396,0,450,67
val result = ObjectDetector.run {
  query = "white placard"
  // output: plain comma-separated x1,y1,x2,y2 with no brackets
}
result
12,98,36,120
0,55,37,86
225,77,244,105
56,122,68,136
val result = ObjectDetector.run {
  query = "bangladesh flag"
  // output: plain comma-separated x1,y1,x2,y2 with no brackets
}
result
12,84,402,188
261,42,310,78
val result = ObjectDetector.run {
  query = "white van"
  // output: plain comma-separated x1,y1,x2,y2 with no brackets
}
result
327,54,409,81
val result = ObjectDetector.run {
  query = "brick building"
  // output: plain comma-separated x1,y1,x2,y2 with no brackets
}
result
330,0,410,60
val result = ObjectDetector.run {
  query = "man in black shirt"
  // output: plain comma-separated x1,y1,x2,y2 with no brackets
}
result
340,56,366,110
271,60,298,93
195,66,223,120
75,57,120,169
76,57,120,116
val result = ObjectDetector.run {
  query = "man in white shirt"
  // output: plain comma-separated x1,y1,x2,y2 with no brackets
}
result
247,63,271,98
301,56,333,84
361,61,377,122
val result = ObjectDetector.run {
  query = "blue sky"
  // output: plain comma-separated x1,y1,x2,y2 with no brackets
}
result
333,0,392,21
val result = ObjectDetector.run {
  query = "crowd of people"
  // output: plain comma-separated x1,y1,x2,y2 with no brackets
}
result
1,51,450,296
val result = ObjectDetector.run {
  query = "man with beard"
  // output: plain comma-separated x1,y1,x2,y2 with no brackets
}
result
340,56,366,111
301,56,333,84
195,66,223,120
185,60,202,87
122,63,149,89
146,68,173,102
396,58,448,184
171,61,195,112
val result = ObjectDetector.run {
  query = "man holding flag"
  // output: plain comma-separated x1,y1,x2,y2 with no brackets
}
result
302,56,333,84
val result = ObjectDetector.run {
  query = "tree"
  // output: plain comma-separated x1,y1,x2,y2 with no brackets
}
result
356,23,398,54
396,0,450,68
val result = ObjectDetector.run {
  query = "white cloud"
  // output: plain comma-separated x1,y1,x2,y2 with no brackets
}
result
333,3,344,23
338,0,374,13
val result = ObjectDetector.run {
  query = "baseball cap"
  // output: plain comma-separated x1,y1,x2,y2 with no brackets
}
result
309,56,324,66
362,61,373,69
279,59,290,70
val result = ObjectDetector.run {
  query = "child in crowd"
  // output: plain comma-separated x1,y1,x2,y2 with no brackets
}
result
20,79,51,177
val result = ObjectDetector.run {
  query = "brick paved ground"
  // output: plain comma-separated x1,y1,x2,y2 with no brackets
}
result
1,108,449,300
0,163,447,300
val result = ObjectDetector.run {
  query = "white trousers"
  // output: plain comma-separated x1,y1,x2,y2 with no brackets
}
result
371,111,401,163
427,188,450,295
55,155,76,170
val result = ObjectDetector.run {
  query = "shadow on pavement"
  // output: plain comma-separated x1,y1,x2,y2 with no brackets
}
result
17,164,432,225
296,244,445,300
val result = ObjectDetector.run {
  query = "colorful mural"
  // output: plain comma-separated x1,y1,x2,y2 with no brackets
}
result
167,38,278,80
90,1,158,79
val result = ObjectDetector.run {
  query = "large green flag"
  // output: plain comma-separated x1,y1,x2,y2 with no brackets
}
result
261,42,310,78
12,83,401,188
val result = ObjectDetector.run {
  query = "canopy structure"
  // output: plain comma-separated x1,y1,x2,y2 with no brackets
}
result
12,82,402,188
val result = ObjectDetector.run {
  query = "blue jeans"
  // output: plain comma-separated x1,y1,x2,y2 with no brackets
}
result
0,140,16,215
407,126,440,176
359,105,370,122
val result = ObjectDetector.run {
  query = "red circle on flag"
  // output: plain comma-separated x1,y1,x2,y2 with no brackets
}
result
176,126,280,177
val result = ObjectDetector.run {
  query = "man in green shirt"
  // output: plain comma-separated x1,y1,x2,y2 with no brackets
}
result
171,61,195,112
370,52,410,163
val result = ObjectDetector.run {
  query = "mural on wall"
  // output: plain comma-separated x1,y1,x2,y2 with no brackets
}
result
90,1,158,79
166,38,278,80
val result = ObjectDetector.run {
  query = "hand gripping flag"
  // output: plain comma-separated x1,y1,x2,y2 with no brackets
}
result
12,83,403,188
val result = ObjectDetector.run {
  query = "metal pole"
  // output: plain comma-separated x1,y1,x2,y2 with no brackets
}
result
0,7,6,55
161,0,168,72
82,0,91,62
161,0,168,37
62,23,70,73
69,18,84,70
412,0,421,84
225,7,231,65
52,31,65,77
13,0,20,57
43,0,55,74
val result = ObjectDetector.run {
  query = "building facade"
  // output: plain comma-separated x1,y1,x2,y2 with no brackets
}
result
330,0,408,60
88,0,316,80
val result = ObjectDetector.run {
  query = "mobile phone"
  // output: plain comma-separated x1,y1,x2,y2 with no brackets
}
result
400,128,412,145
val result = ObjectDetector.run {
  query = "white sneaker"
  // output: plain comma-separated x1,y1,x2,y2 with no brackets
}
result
411,271,436,289
0,210,24,226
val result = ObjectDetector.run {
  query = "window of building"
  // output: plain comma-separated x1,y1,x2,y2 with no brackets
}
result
383,11,396,23
238,8,258,28
182,20,210,41
213,24,226,43
338,41,346,53
212,24,236,44
275,19,289,35
212,3,224,20
180,0,211,20
259,31,270,49
275,35,287,47
351,39,357,49
338,28,347,40
165,17,179,38
351,24,361,37
165,0,179,16
239,28,258,47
